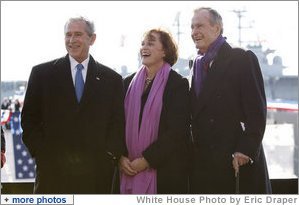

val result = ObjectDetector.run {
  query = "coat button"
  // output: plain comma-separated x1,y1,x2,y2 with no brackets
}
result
209,118,215,123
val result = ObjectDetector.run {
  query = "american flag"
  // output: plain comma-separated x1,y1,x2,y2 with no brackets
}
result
11,111,36,179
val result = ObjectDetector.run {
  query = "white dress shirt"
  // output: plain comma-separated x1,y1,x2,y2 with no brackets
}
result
69,55,90,85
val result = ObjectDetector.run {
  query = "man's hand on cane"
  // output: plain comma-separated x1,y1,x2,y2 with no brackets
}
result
232,152,253,177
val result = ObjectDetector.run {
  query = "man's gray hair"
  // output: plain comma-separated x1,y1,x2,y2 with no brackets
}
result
194,7,223,34
64,16,95,36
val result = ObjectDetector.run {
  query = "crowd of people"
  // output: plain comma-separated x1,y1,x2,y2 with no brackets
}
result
2,7,272,194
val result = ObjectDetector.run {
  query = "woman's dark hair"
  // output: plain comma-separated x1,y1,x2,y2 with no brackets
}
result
144,28,178,66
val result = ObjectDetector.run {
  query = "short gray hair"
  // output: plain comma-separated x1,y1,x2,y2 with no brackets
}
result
64,16,95,36
194,7,223,34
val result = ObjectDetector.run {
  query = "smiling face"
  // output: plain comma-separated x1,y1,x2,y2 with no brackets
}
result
191,9,221,53
65,20,96,63
140,31,165,70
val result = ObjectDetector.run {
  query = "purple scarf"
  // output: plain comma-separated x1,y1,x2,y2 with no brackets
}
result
120,63,171,194
193,35,226,96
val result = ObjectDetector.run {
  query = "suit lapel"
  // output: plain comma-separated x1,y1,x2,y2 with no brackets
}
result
192,42,232,119
51,55,106,108
53,55,78,106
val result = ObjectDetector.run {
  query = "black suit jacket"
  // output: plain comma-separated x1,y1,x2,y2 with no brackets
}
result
21,54,125,194
190,42,272,194
124,70,191,194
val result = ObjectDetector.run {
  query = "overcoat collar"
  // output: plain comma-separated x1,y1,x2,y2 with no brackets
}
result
191,42,232,119
52,54,104,107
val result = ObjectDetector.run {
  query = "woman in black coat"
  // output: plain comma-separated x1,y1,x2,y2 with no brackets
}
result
119,28,191,194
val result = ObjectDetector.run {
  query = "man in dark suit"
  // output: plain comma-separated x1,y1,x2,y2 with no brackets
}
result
21,17,125,194
189,7,272,194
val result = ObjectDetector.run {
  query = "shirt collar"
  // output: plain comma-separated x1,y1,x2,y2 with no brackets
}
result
69,55,90,71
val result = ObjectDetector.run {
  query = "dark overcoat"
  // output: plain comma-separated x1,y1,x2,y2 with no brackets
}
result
190,42,272,194
124,70,191,194
21,55,125,194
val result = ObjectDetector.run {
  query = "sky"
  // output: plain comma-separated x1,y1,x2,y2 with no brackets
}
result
1,1,298,81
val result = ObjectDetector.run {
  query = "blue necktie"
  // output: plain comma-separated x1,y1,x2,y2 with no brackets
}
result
75,64,84,102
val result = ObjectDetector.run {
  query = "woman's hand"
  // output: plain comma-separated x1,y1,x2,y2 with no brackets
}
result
131,157,149,173
119,156,138,176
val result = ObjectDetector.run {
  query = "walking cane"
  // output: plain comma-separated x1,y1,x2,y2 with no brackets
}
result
232,153,240,194
235,170,240,194
107,151,118,194
110,165,118,194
